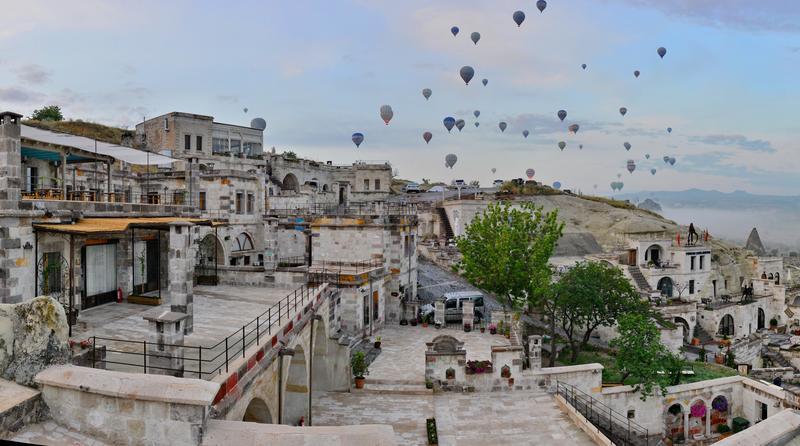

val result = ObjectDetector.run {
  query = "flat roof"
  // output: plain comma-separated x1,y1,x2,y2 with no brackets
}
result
33,217,222,235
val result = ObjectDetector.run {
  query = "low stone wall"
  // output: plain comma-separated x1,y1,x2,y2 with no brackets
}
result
216,266,266,287
35,365,219,446
203,420,396,446
749,367,794,382
0,379,44,437
714,409,800,446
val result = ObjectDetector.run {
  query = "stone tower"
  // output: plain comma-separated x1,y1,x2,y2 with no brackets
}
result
0,111,22,209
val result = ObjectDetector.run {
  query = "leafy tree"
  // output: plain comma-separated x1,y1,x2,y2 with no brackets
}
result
30,105,64,122
469,180,480,187
283,151,297,160
456,201,563,312
555,261,646,362
611,313,682,400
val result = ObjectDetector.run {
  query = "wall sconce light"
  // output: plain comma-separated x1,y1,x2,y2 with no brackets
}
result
23,241,33,250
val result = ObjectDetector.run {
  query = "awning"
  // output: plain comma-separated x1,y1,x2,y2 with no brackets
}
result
22,125,175,166
33,217,225,235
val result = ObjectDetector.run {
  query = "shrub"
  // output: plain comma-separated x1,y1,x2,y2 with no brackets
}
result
351,351,369,379
717,423,731,434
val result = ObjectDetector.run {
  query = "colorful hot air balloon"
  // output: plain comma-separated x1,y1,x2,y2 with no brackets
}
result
627,160,636,174
482,78,488,86
380,105,393,125
423,132,432,144
526,168,535,179
650,168,657,175
455,119,465,132
522,130,529,138
634,70,640,78
451,26,459,37
552,181,561,190
445,153,458,168
619,107,628,117
624,142,631,151
460,66,475,85
470,32,481,45
443,117,456,133
473,110,480,118
558,141,566,151
568,124,579,134
667,127,673,133
537,0,547,13
422,88,432,100
498,122,507,132
351,132,364,148
513,10,526,27
581,64,587,70
657,47,667,59
557,110,567,122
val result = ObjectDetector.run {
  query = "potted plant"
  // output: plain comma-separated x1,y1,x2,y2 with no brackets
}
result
497,320,504,335
715,344,725,364
488,323,497,335
717,423,732,438
480,325,485,333
410,318,418,327
463,322,471,332
770,317,779,329
351,351,369,389
425,379,433,389
400,318,408,326
374,336,382,349
504,325,511,339
696,345,707,363
720,335,731,347
691,325,701,346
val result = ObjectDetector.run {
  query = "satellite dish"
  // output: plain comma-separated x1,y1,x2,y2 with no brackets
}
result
250,118,266,130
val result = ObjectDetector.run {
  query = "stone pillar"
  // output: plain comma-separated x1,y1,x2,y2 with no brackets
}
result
0,111,22,208
434,300,445,327
462,301,474,330
528,335,542,370
143,310,187,376
167,222,196,334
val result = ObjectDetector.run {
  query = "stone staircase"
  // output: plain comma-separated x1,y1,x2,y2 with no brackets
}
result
436,207,454,241
694,325,714,345
627,266,652,292
356,378,432,396
764,348,796,371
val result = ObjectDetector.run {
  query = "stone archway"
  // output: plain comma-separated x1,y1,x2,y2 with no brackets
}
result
283,173,300,193
243,397,272,423
719,314,734,336
284,345,308,425
758,308,766,330
674,317,691,344
665,403,685,442
688,399,708,438
657,277,674,298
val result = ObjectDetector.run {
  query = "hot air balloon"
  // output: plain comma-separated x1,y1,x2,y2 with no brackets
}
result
460,66,475,85
470,32,481,45
380,105,393,125
443,117,456,133
537,0,547,13
482,78,488,86
451,26,459,36
669,157,676,166
498,122,507,132
645,153,650,159
422,88,432,100
351,132,364,148
634,70,640,78
558,141,566,151
553,181,561,190
491,168,497,174
526,168,535,179
610,182,617,191
657,47,667,59
455,119,465,132
619,107,628,117
243,107,248,113
663,155,670,163
423,132,432,144
474,122,480,127
557,110,567,122
581,64,587,70
624,142,631,151
650,168,657,175
522,130,529,138
445,154,458,169
579,144,584,150
513,10,526,27
667,127,672,133
473,110,480,118
617,173,622,179
627,160,636,174
568,124,579,134
618,182,624,191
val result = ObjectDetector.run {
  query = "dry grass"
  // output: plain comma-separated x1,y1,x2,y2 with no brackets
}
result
23,119,129,145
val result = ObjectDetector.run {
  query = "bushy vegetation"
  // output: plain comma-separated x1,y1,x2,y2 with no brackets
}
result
24,119,128,145
498,182,561,196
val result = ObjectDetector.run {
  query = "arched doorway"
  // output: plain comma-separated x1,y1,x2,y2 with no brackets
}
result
645,244,664,265
719,315,734,336
666,404,685,442
658,277,674,298
283,173,299,193
195,234,223,285
674,317,691,344
688,400,708,438
284,345,308,425
757,308,766,330
243,398,272,423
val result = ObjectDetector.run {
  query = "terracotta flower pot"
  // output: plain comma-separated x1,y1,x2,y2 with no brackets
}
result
715,354,725,364
374,342,381,349
354,377,366,389
691,338,700,346
480,327,485,333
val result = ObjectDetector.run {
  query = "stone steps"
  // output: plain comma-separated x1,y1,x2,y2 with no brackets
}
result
627,266,652,292
355,380,432,395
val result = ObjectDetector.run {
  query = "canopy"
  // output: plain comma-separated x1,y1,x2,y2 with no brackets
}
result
21,125,175,166
33,217,221,235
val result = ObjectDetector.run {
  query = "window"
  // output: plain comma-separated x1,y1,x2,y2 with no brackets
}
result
235,192,244,214
699,255,705,270
689,280,695,294
26,166,38,192
246,193,254,214
374,179,381,190
232,233,254,251
690,256,696,271
163,118,169,130
198,192,206,211
231,139,241,154
243,142,262,155
243,256,250,266
184,134,191,151
196,135,203,152
627,409,635,419
445,300,457,310
212,138,229,154
363,179,370,191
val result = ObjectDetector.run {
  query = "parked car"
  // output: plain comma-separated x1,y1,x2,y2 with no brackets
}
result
492,179,504,188
403,183,421,193
427,185,446,193
421,291,485,323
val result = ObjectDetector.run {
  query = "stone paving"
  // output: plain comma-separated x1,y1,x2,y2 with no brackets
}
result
9,420,109,446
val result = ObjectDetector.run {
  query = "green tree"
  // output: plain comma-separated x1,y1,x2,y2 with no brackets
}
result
611,313,682,400
283,151,297,160
455,201,564,312
555,261,646,362
30,105,64,122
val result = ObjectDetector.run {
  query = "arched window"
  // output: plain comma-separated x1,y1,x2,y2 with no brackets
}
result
232,233,254,252
282,173,299,193
658,277,674,298
719,314,734,336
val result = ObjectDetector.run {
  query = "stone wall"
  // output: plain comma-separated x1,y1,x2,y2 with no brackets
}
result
203,420,396,446
35,365,219,446
0,296,70,385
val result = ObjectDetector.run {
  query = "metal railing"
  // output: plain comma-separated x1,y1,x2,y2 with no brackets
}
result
556,381,651,446
22,178,191,206
86,285,323,379
278,256,307,268
266,202,417,217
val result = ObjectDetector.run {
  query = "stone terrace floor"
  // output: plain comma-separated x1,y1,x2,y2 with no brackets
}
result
312,325,596,446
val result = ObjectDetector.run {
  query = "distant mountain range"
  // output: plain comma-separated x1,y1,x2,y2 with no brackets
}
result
618,189,800,210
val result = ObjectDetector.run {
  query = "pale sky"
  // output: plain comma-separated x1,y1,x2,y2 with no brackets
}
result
1,0,799,195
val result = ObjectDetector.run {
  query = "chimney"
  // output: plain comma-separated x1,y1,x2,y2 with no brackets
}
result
0,111,23,207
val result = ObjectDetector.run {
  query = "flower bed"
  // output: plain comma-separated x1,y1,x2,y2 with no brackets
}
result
465,360,493,375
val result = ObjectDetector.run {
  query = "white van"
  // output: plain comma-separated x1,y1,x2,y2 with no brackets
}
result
443,291,485,323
